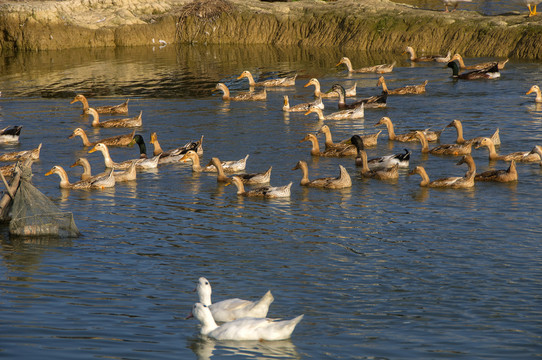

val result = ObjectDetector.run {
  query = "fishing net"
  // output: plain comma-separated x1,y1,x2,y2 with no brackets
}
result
8,163,80,237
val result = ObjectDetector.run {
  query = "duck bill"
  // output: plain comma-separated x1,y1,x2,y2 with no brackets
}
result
303,82,311,88
526,89,534,95
45,169,54,176
69,162,78,168
88,146,98,153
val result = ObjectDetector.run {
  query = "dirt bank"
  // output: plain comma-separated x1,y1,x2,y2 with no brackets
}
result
1,0,541,59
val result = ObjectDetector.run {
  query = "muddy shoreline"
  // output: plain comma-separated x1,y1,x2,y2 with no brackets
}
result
0,0,541,59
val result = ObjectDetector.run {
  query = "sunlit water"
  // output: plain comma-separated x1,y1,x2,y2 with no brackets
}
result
0,45,541,359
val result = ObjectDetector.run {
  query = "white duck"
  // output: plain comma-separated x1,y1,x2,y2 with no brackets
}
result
188,302,303,341
195,277,274,323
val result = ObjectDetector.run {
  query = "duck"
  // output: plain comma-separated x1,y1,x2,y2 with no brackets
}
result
211,157,272,184
88,108,142,128
188,302,303,341
528,145,542,166
443,0,472,12
375,117,442,143
68,127,136,147
526,85,542,103
195,277,274,323
0,143,42,162
282,95,323,112
127,135,164,167
403,46,451,62
180,150,248,173
0,126,23,143
304,103,364,121
237,70,296,87
525,0,540,16
415,130,472,155
214,83,266,101
449,53,509,70
352,137,399,180
474,137,540,162
475,159,518,182
304,78,357,98
408,163,475,188
447,60,500,80
88,143,159,170
45,165,115,189
292,161,352,189
351,135,410,170
336,57,395,74
376,76,428,95
328,84,387,109
228,176,292,198
70,157,137,182
151,133,203,162
70,94,129,115
300,133,356,157
445,119,500,146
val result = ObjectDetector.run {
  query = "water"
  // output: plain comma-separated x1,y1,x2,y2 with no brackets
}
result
0,44,541,359
391,0,529,15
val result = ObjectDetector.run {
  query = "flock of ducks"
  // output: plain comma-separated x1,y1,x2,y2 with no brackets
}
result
1,47,541,199
187,277,303,341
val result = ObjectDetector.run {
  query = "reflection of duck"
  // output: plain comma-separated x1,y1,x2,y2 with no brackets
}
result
293,161,352,189
189,337,299,360
304,78,357,98
375,116,442,142
214,83,266,101
237,70,296,87
180,150,248,173
188,303,303,340
443,0,472,12
404,46,450,62
446,119,500,146
376,76,427,95
195,277,274,322
304,103,364,121
475,137,540,162
46,165,115,189
68,127,135,147
447,60,500,80
282,95,323,112
336,57,395,74
408,162,475,188
229,176,292,198
0,126,23,143
526,85,542,103
328,84,387,109
88,108,142,128
416,130,472,155
0,143,41,162
450,53,509,70
70,94,129,114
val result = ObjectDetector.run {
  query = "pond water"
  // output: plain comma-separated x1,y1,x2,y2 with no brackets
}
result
391,0,529,15
0,44,541,359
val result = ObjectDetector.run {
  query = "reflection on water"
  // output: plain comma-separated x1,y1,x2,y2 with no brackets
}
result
0,43,541,359
189,337,300,360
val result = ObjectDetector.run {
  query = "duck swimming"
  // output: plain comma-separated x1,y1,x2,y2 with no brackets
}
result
526,85,542,103
351,135,410,170
443,0,472,12
304,103,364,121
282,95,323,112
195,277,274,323
71,157,136,182
328,84,387,110
45,165,115,190
0,143,41,162
214,82,266,101
292,161,352,189
408,162,475,189
403,46,450,62
474,137,540,162
68,127,135,147
0,126,23,143
88,108,142,128
415,130,472,155
300,133,357,157
376,76,428,95
180,150,248,173
211,157,272,184
237,70,296,87
447,60,500,80
70,94,129,115
150,133,203,163
336,57,395,74
304,78,357,98
188,302,303,341
450,53,509,71
375,117,442,142
446,119,500,146
228,176,292,198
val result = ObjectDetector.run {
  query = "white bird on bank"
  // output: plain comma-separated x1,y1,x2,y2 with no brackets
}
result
195,277,274,323
443,0,472,12
188,302,303,341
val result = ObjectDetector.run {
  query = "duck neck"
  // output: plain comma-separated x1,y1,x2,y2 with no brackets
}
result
244,72,256,86
454,122,466,144
89,110,100,126
213,160,229,182
190,154,202,172
417,168,430,187
233,179,246,195
79,159,92,179
218,85,230,100
98,148,115,168
322,129,334,147
463,156,476,176
335,88,346,105
56,168,72,189
199,312,219,336
151,139,163,156
308,136,321,156
360,150,370,174
485,141,498,160
78,130,92,146
456,55,467,69
384,119,396,140
298,163,310,185
197,287,212,306
79,96,90,111
312,81,322,96
378,77,389,93
343,58,354,72
416,133,429,153
407,48,416,61
313,108,325,121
